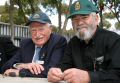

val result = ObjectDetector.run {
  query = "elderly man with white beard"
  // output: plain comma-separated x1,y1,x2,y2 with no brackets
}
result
47,0,120,83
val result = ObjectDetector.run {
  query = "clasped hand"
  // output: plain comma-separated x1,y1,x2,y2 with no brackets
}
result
47,68,90,83
4,62,44,76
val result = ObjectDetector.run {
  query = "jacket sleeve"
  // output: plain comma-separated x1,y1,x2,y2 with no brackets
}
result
19,35,67,78
1,49,22,73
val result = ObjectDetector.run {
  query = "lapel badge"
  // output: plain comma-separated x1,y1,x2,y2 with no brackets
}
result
36,60,44,65
75,1,80,10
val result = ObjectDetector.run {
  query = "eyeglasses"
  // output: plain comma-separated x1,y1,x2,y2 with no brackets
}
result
30,27,44,32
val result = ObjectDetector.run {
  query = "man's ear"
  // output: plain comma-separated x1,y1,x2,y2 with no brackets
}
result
96,14,100,25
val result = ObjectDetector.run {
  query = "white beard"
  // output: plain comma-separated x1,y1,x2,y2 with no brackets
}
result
75,24,96,40
75,29,93,40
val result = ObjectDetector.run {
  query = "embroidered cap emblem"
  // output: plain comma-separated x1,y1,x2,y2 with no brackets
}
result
75,1,80,10
33,14,40,19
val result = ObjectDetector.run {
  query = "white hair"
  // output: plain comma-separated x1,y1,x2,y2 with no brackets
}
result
90,12,100,25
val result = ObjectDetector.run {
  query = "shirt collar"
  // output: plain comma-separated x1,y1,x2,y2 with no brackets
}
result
35,45,42,48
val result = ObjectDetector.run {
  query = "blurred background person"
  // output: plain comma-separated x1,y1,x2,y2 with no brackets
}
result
0,37,19,73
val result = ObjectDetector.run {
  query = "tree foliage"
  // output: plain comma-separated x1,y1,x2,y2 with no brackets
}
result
103,20,111,29
103,12,115,19
0,0,119,33
115,22,120,29
0,0,41,25
93,0,120,23
40,0,69,34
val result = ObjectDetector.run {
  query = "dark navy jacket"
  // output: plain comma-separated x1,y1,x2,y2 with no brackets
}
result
2,33,67,77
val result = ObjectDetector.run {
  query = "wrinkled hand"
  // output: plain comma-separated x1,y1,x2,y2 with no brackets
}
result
17,62,44,75
47,68,63,83
4,69,19,76
63,68,90,83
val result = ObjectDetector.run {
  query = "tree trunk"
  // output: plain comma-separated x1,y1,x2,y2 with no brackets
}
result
57,1,62,34
62,0,72,32
100,9,103,28
17,0,27,23
9,0,14,41
28,0,35,14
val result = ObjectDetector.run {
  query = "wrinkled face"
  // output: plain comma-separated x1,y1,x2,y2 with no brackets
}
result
29,22,52,47
72,13,99,40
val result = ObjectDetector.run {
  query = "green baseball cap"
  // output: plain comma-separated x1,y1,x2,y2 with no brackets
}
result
67,0,99,18
26,12,51,26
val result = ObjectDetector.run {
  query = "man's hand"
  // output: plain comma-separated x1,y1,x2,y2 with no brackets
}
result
4,69,19,76
63,68,90,83
17,62,44,75
47,68,63,83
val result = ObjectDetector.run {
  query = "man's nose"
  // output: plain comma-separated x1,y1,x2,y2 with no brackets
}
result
36,30,41,36
77,19,84,26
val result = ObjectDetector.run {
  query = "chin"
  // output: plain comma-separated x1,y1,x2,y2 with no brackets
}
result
34,41,44,46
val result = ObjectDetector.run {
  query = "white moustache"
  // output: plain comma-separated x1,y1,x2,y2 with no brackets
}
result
35,36,44,39
76,26,81,31
76,26,86,31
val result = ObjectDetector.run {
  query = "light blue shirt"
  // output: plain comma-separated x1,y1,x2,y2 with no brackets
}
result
32,46,41,63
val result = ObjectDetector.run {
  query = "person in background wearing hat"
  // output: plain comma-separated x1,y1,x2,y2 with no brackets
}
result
2,12,67,78
47,0,120,83
0,37,19,73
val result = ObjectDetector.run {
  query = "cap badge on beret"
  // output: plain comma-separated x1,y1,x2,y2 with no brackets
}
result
75,1,80,10
33,14,40,19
